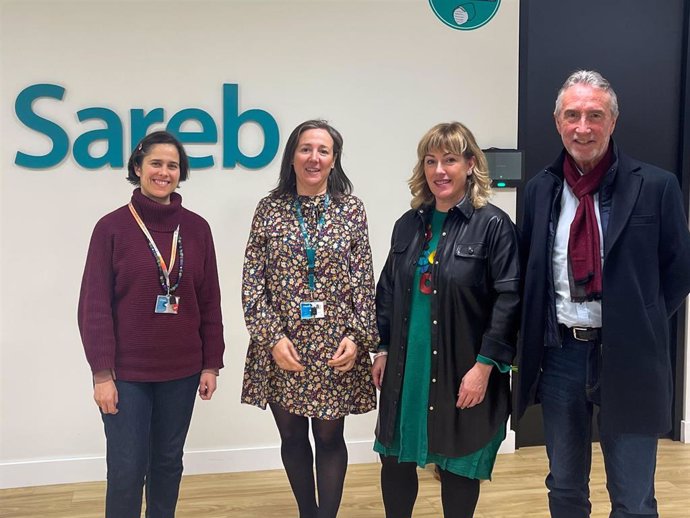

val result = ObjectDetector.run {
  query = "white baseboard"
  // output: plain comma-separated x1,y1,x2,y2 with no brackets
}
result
681,420,690,443
1,435,516,489
0,455,107,489
499,428,516,454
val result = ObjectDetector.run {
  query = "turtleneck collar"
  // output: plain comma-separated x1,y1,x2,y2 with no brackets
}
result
130,188,183,232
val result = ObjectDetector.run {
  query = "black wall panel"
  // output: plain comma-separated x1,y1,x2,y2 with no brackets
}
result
519,1,685,181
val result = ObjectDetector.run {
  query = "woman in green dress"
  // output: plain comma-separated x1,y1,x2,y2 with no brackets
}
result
372,122,520,517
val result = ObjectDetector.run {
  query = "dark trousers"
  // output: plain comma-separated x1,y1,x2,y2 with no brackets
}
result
101,373,199,518
537,334,658,518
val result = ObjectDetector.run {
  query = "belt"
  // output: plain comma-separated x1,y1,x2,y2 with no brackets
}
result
560,324,601,342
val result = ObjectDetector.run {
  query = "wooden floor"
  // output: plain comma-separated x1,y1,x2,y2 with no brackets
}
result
2,440,689,518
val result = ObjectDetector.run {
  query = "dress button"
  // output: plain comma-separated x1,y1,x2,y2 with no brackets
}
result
433,290,437,294
442,232,447,236
429,406,434,411
432,378,436,383
433,320,438,325
433,350,438,355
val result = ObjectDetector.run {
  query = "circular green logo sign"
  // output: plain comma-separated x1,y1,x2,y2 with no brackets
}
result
429,0,501,31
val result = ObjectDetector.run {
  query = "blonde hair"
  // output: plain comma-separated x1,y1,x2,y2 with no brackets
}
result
409,122,492,209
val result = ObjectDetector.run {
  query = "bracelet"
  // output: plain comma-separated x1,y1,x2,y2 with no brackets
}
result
373,351,389,360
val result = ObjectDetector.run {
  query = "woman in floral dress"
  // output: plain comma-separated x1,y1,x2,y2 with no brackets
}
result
241,120,378,518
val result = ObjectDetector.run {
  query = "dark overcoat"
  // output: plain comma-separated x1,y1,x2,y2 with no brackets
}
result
516,147,690,435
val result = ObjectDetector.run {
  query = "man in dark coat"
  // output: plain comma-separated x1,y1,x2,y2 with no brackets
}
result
517,70,690,518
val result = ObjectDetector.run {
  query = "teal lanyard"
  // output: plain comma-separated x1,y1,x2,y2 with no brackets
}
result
294,194,330,291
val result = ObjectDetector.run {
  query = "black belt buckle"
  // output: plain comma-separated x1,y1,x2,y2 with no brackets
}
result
572,326,599,342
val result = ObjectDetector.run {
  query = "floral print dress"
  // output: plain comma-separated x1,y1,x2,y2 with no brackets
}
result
241,193,378,419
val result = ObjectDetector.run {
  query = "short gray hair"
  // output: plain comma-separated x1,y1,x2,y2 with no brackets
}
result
554,70,619,118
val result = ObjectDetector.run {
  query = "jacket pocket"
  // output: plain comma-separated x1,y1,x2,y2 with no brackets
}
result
629,214,656,225
452,242,488,286
455,243,487,259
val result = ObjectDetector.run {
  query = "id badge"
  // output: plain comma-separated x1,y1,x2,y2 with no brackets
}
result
300,301,325,320
155,294,180,314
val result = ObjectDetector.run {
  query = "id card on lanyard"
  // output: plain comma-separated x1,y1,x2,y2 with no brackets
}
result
295,194,329,320
128,203,183,315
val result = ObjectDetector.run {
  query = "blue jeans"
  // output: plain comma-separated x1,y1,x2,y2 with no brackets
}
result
537,334,658,518
101,373,200,518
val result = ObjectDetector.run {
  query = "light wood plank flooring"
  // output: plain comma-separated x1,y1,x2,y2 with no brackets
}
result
2,440,688,518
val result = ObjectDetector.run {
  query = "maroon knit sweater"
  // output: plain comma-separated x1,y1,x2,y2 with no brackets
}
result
78,189,225,382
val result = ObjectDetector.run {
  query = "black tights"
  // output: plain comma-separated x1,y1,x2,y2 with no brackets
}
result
380,455,481,518
270,403,348,518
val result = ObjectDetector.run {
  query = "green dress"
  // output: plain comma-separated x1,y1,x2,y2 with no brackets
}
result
374,209,506,480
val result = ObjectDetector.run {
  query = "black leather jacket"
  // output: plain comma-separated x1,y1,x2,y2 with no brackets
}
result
375,197,520,457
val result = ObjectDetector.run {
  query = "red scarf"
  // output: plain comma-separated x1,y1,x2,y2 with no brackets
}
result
562,146,613,302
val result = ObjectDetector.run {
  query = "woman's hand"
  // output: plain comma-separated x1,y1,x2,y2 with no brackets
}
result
94,380,119,414
456,362,493,409
271,336,305,372
372,355,387,389
198,372,218,400
328,336,358,372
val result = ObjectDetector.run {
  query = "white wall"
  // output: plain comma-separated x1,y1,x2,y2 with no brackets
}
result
0,0,520,488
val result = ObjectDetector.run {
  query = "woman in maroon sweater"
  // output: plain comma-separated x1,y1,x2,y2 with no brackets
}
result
78,131,225,518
